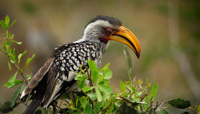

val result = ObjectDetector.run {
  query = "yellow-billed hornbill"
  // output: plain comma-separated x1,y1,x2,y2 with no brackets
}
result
21,15,141,113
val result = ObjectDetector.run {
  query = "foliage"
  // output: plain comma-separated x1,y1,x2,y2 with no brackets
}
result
0,16,35,112
0,16,199,113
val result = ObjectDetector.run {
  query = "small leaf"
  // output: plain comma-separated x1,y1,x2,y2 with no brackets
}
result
103,67,112,80
83,103,92,114
3,72,21,88
98,84,112,93
3,80,22,89
5,15,10,26
123,46,132,80
82,86,94,93
101,63,110,71
87,92,97,100
8,61,12,70
8,72,18,83
9,54,16,64
77,75,87,88
22,50,27,55
96,75,104,85
11,86,21,107
13,80,23,85
3,82,15,88
103,100,111,109
120,81,126,91
168,98,191,109
80,96,88,109
18,54,22,64
91,68,100,83
88,59,96,70
94,102,101,113
0,20,6,31
27,74,32,80
9,19,16,29
95,87,102,102
150,84,158,101
13,40,22,45
23,54,35,71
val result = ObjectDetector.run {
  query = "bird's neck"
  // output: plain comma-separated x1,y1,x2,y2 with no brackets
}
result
74,37,109,53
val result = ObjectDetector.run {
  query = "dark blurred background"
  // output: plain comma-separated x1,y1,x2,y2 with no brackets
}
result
0,0,200,113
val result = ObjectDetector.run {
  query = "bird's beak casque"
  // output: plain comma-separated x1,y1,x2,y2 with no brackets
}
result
107,26,141,58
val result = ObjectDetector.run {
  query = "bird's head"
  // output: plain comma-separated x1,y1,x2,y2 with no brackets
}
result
82,15,141,58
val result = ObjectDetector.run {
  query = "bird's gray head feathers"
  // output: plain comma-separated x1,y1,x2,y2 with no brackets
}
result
82,15,121,41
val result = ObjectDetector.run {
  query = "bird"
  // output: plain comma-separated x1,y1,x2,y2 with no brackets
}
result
20,15,141,114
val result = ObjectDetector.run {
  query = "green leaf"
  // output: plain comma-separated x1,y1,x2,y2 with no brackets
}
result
27,74,32,80
83,103,92,114
23,54,35,71
94,102,101,113
88,59,96,70
0,20,6,31
18,54,22,64
82,86,94,93
95,87,102,102
91,68,100,83
120,82,126,91
80,96,88,109
103,67,112,80
13,40,22,45
7,32,12,38
9,19,16,29
3,82,15,88
9,54,16,64
101,63,110,71
96,75,104,85
22,50,27,55
3,72,23,88
98,84,112,93
5,15,10,26
11,86,21,107
8,61,12,70
3,80,23,89
168,98,191,109
150,84,158,101
87,92,97,100
14,80,23,85
8,72,18,82
103,100,111,109
123,46,132,80
77,75,87,88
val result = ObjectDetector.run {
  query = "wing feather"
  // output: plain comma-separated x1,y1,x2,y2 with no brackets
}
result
21,57,55,99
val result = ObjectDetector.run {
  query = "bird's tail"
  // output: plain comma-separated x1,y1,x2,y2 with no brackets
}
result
23,98,42,114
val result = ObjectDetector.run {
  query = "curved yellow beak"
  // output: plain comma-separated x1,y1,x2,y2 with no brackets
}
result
107,26,141,58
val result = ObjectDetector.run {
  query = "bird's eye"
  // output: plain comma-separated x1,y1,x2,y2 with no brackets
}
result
104,27,113,35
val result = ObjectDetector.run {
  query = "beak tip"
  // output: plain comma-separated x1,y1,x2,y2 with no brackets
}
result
137,54,140,59
136,52,140,59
